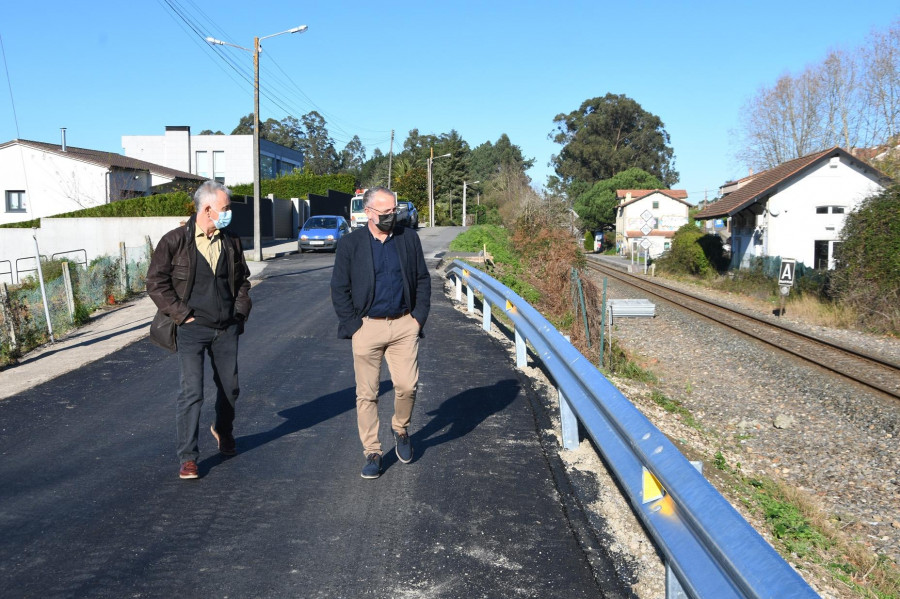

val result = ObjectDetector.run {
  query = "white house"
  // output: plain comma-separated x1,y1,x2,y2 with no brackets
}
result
0,137,204,226
615,189,690,258
122,126,304,186
694,147,888,270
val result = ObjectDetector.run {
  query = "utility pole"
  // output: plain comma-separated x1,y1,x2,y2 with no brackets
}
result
387,129,394,188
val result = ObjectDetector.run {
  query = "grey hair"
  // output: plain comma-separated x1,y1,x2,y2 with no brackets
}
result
193,180,232,211
363,186,395,207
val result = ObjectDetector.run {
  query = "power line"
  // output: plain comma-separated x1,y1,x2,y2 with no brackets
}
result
0,31,20,139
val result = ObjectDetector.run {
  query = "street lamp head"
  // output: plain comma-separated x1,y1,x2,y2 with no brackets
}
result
206,36,225,45
438,153,451,159
289,25,309,34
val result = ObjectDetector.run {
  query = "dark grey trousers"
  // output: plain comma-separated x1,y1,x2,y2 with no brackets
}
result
175,321,240,464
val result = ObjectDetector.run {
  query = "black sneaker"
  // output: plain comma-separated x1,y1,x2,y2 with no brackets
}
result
361,453,382,479
394,431,413,464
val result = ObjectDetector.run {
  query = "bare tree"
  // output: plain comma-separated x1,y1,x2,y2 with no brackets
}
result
736,19,900,172
738,70,822,170
817,48,866,150
861,20,900,143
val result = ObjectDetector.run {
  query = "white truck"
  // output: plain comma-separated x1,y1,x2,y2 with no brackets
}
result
349,188,405,229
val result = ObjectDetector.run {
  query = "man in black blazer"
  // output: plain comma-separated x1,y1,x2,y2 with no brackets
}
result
330,187,431,479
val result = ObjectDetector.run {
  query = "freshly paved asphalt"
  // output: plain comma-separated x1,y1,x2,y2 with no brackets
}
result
0,228,630,598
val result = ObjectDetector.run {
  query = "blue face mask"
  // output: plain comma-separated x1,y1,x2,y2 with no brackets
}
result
211,207,232,229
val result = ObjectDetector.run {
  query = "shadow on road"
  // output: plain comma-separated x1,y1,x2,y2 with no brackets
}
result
198,381,394,474
407,378,520,463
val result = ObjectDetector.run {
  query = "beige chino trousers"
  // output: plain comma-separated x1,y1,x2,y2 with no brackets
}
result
351,313,420,455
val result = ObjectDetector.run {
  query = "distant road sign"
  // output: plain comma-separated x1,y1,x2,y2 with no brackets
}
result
641,210,653,222
779,258,796,286
640,238,652,249
640,224,653,235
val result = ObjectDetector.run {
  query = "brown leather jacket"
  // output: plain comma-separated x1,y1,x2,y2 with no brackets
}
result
146,215,251,325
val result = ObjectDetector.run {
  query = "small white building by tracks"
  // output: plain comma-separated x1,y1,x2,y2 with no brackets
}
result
694,147,888,270
615,189,690,259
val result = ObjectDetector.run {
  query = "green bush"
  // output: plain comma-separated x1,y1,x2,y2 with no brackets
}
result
655,224,719,277
583,230,593,251
231,171,355,199
56,192,194,219
831,184,900,332
0,218,40,229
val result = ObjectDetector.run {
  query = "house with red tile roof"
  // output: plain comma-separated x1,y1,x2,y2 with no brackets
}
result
694,147,888,270
0,137,204,225
614,189,690,258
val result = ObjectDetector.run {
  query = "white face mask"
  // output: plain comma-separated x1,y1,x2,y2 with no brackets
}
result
210,206,232,229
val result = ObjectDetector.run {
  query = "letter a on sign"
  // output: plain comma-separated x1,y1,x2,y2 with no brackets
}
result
779,258,796,286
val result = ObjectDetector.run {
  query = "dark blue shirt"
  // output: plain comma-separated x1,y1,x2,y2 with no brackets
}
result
368,231,407,317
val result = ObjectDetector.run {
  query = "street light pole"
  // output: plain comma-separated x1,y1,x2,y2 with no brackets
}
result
206,25,308,262
462,180,479,227
252,35,261,261
427,149,451,228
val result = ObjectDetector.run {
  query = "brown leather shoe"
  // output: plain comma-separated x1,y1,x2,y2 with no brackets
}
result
210,424,237,455
179,460,199,479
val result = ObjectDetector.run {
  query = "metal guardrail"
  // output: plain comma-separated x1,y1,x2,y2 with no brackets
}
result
446,260,818,599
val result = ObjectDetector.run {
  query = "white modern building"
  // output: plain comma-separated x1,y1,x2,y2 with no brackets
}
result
0,137,203,226
615,189,691,258
695,147,888,270
122,126,304,186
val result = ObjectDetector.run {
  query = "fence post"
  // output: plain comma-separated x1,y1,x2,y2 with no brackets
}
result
0,282,18,352
118,242,127,295
62,262,75,322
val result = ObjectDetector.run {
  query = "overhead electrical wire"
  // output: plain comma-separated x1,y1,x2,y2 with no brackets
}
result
157,0,392,151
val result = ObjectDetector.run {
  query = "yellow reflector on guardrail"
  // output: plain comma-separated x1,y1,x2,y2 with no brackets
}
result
642,467,665,503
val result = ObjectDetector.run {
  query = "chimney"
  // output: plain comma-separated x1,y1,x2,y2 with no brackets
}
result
61,128,67,152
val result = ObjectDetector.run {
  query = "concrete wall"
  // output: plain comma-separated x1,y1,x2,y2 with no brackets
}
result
0,217,184,285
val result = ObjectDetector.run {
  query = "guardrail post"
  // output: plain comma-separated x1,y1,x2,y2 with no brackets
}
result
482,299,491,332
62,262,75,322
558,334,579,449
515,327,526,368
455,273,462,302
0,282,18,352
559,388,579,450
467,286,474,313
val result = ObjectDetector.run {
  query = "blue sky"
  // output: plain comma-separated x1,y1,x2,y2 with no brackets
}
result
2,1,898,203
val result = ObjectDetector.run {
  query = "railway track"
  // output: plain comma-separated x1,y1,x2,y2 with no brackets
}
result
584,259,900,400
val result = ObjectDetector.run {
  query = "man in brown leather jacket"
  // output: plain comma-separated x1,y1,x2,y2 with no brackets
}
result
147,180,251,479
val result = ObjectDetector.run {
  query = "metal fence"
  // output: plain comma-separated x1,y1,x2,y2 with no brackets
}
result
0,239,153,365
446,259,818,599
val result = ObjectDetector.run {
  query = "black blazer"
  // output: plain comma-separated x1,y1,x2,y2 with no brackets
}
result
330,225,431,339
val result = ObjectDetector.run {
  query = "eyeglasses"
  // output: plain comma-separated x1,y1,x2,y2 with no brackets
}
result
366,205,398,216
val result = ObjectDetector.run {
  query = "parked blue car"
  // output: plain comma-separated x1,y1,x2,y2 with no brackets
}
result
298,215,350,252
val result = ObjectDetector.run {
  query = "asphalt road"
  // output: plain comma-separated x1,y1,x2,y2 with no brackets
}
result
0,227,629,598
